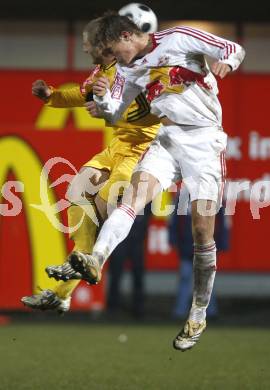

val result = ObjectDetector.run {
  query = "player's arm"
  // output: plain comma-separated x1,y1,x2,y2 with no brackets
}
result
32,80,86,108
176,27,245,78
47,86,85,107
46,65,107,107
47,85,85,108
91,75,142,124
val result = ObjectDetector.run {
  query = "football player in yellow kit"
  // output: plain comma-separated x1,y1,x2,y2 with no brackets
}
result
21,15,160,313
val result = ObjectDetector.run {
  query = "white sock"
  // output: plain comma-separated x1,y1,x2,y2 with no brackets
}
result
189,241,217,323
93,204,136,265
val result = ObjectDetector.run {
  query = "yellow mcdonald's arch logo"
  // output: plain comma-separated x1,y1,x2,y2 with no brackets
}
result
0,136,66,293
35,82,114,146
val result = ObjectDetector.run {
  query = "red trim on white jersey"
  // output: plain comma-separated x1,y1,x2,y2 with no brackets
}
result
219,149,227,204
149,33,159,52
155,27,225,48
119,204,136,220
154,27,236,60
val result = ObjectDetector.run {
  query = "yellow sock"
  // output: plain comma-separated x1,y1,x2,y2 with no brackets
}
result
67,202,99,253
54,280,81,299
53,202,100,300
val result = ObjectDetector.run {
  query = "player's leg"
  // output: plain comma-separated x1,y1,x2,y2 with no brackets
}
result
69,170,160,284
93,134,178,263
173,126,227,351
173,201,215,350
48,166,109,288
71,133,179,284
50,144,113,285
21,166,109,312
44,146,134,284
191,200,217,328
54,148,153,284
94,170,160,258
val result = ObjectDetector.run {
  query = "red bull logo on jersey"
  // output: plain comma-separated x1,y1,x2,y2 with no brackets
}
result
169,66,211,90
146,67,185,102
146,66,211,102
146,79,165,102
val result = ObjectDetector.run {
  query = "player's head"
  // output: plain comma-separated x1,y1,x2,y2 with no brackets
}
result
83,18,116,65
91,12,152,66
83,5,158,66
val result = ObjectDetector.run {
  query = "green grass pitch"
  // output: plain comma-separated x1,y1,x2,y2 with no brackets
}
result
0,323,269,390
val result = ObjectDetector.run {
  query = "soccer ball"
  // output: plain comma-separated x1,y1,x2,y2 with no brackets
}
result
118,3,158,33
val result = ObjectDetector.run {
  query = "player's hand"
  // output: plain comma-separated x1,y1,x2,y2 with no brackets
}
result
32,80,51,101
93,77,110,97
85,101,101,117
211,62,232,79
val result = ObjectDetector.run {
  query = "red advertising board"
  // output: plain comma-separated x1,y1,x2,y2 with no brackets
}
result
0,70,270,309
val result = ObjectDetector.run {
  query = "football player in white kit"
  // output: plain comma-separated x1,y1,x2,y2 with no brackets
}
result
59,13,245,351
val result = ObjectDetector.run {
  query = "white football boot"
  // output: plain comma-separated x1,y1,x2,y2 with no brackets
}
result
173,320,207,351
21,289,71,315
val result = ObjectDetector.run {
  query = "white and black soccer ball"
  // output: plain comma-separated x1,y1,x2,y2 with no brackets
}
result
118,3,158,33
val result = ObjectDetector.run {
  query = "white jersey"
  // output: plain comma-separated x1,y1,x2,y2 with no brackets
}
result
94,26,245,127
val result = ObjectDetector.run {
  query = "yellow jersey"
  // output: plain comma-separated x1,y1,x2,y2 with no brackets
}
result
47,62,160,144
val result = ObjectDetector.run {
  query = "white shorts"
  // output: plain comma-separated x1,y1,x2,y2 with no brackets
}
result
134,124,227,204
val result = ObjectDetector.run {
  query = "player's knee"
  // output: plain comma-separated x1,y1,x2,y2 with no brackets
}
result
66,172,94,203
80,166,109,188
128,171,157,211
67,167,108,203
66,175,84,203
128,186,146,213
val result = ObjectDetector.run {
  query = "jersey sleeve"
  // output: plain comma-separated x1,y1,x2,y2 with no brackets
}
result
47,85,85,107
47,65,103,108
174,26,245,71
94,76,142,124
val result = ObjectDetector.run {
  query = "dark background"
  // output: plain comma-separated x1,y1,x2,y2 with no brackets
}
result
1,0,269,22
